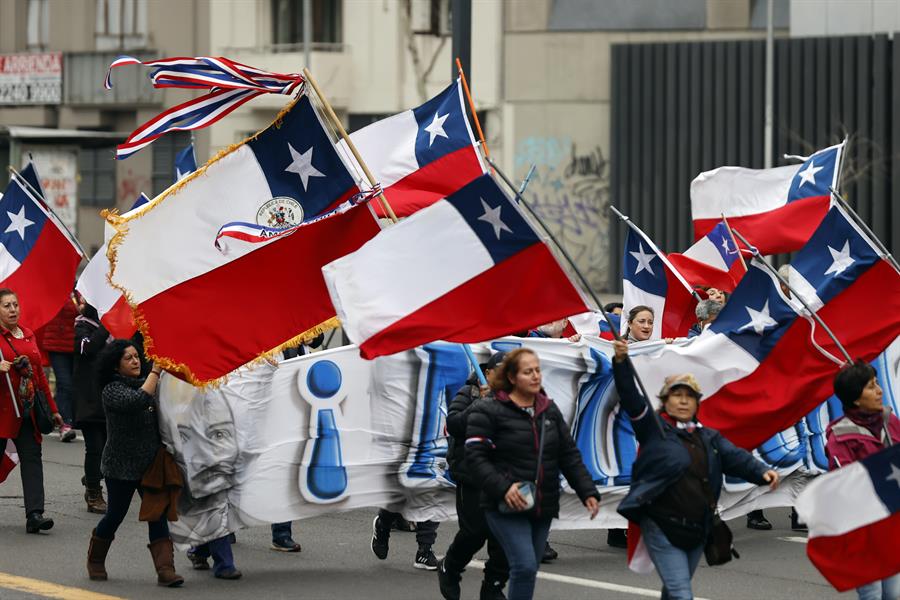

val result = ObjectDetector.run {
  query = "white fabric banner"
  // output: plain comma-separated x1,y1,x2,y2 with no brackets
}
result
158,336,900,545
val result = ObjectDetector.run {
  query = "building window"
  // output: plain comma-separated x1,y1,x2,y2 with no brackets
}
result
78,147,117,208
27,0,49,50
95,0,148,50
151,132,192,196
272,0,342,47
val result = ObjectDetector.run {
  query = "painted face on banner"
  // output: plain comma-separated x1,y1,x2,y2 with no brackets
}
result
178,393,239,498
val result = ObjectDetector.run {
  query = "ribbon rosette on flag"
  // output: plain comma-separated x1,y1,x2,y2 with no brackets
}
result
105,55,304,159
106,93,381,384
322,174,591,359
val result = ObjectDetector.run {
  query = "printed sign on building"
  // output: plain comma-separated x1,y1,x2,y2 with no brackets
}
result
23,149,78,233
0,52,62,105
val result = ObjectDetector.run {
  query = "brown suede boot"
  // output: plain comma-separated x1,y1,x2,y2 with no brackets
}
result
85,484,108,514
87,529,113,581
148,538,185,587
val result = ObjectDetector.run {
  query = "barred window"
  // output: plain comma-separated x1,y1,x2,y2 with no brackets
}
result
151,132,192,196
272,0,342,46
77,146,117,208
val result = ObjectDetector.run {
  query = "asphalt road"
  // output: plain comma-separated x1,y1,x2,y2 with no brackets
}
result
0,435,850,600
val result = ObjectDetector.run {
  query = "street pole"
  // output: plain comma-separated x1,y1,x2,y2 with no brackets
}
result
764,0,774,168
451,0,472,82
303,0,312,68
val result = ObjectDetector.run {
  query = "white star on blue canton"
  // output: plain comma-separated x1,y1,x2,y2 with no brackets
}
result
284,143,325,191
797,160,824,189
477,198,512,239
4,206,34,241
738,300,779,335
721,236,736,255
823,240,855,277
423,112,450,146
887,463,900,489
630,243,657,276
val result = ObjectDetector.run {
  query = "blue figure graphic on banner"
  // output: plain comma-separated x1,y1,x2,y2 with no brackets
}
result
298,360,348,503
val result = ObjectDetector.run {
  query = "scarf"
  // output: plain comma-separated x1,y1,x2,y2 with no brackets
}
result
660,411,703,433
843,407,888,440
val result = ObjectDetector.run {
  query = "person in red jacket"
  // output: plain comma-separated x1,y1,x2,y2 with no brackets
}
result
38,297,79,442
0,288,64,533
826,359,900,600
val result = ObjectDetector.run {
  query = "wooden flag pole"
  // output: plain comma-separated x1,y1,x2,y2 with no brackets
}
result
455,57,489,158
302,68,398,223
720,213,748,270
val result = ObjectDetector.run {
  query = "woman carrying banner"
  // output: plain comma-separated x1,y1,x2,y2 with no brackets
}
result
611,339,779,600
466,348,600,600
626,306,655,342
0,288,63,533
86,339,184,587
826,360,900,600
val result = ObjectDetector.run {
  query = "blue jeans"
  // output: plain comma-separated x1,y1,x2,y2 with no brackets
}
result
640,517,704,600
48,352,74,425
484,511,552,600
192,536,235,576
271,521,292,543
857,573,900,600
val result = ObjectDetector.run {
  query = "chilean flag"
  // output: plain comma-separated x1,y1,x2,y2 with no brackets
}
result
322,174,590,359
621,228,698,339
691,142,843,255
0,440,18,485
795,444,900,591
0,171,83,330
344,80,486,217
174,142,197,182
108,95,380,383
627,203,900,450
76,194,149,338
568,310,621,340
667,220,747,292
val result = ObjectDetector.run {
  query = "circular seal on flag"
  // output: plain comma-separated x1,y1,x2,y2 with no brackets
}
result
257,197,304,229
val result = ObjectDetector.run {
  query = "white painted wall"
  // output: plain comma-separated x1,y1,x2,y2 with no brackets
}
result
791,0,900,36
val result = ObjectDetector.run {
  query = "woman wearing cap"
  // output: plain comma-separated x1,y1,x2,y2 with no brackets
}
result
466,348,600,600
612,340,778,600
826,360,900,600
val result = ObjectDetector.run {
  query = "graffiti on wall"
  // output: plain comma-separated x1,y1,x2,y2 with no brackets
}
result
514,137,610,293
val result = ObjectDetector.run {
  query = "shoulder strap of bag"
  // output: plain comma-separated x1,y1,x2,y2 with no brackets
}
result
534,414,546,485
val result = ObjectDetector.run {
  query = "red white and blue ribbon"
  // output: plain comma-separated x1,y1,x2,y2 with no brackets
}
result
214,186,383,255
105,55,304,160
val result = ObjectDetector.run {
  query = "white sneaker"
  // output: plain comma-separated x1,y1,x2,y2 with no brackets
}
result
59,425,76,443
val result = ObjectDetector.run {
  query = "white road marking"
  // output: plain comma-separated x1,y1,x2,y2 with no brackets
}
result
468,559,713,599
778,536,809,544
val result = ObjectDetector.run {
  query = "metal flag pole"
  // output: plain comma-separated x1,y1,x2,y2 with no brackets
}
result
302,68,398,223
609,205,702,302
517,165,536,197
0,346,20,418
730,228,852,364
7,165,87,258
488,157,665,435
828,186,900,275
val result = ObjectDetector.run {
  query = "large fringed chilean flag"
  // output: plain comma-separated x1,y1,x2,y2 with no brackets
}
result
0,166,83,330
343,80,486,218
795,444,900,591
322,174,590,359
107,95,380,384
627,202,900,450
691,142,843,255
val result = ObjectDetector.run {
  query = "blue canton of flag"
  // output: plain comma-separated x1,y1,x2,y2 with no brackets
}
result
623,229,666,297
789,204,882,310
786,146,840,203
248,95,358,221
174,143,197,182
709,260,797,362
0,179,48,271
706,222,741,268
865,445,900,514
412,82,475,168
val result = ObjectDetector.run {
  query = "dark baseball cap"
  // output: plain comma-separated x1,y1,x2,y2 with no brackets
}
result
482,351,507,371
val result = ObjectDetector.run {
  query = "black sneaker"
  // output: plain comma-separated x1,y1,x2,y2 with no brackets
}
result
746,510,772,530
541,541,558,563
480,579,508,600
187,548,210,570
25,512,53,534
414,545,438,570
790,508,808,532
606,528,628,549
437,558,461,599
371,515,390,559
391,515,417,532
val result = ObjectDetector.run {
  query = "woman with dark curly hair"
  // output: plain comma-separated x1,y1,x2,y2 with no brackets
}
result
85,339,183,587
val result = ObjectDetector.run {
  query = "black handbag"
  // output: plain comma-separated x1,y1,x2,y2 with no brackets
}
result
30,388,55,435
704,513,739,566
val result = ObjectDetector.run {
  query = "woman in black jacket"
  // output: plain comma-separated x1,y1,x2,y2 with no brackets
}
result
85,339,184,588
466,348,600,600
612,340,778,599
72,299,111,514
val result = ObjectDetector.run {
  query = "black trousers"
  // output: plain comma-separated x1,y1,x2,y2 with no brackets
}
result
81,422,107,489
376,509,438,546
95,478,169,542
1,417,45,516
444,483,509,584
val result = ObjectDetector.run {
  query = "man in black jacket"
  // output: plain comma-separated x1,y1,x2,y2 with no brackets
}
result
437,351,509,600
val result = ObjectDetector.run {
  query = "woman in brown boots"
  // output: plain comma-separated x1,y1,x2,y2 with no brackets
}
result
86,339,184,587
